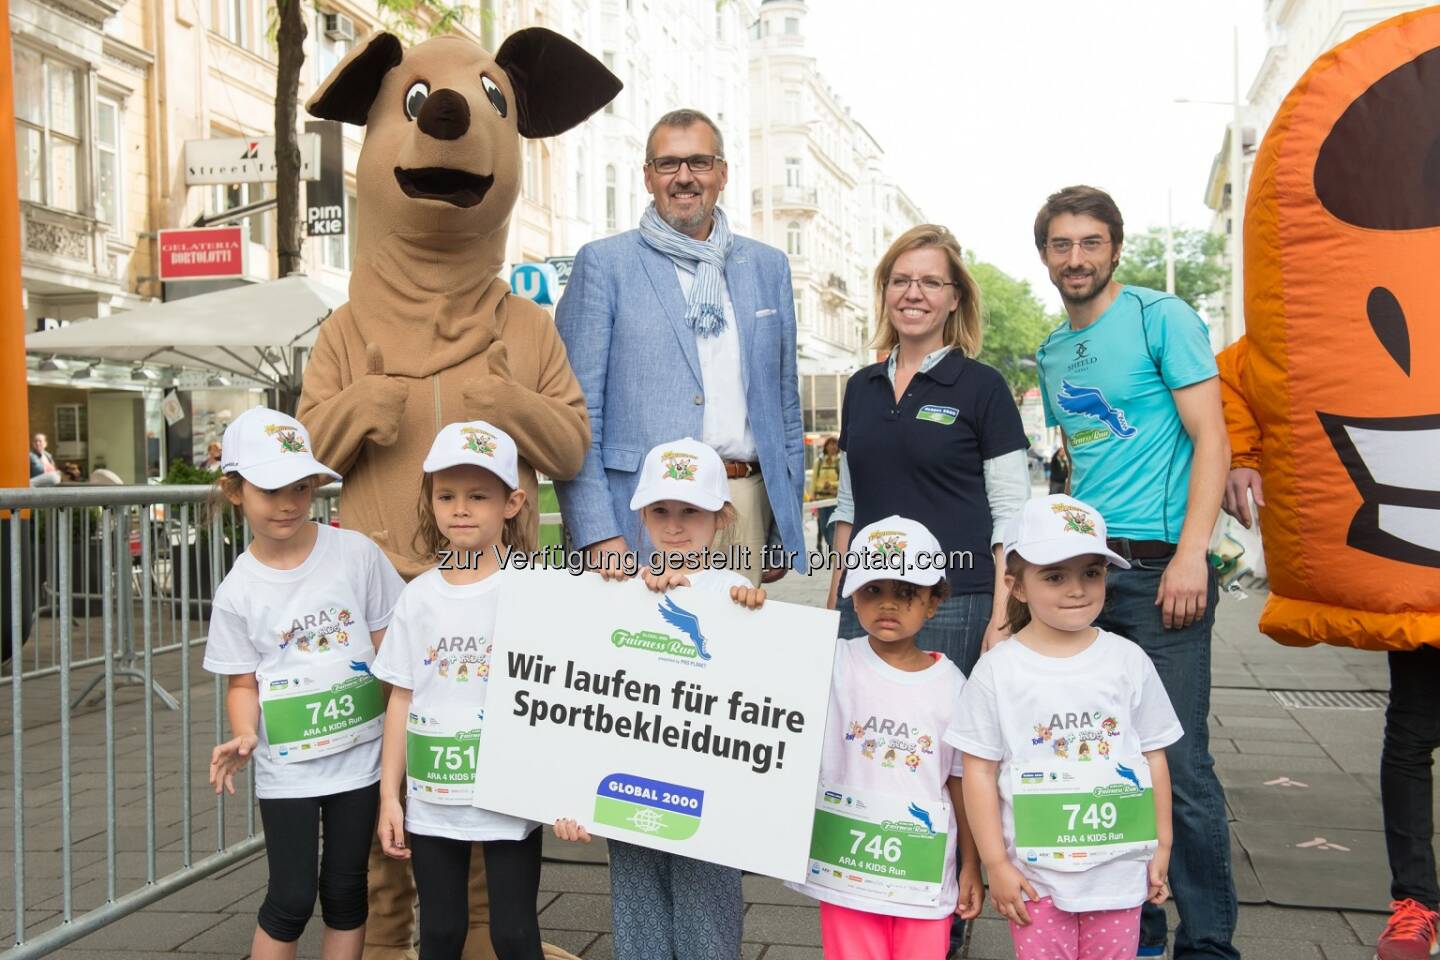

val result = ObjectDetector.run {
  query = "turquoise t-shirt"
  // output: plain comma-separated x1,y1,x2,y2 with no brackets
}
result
1036,286,1217,542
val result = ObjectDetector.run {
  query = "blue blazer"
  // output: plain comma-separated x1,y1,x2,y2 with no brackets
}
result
554,229,808,572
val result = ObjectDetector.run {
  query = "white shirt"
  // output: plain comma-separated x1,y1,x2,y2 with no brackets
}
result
944,631,1182,912
202,524,404,799
674,262,758,462
788,637,968,920
370,568,538,842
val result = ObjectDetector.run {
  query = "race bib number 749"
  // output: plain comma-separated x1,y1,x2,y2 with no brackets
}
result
1010,760,1157,871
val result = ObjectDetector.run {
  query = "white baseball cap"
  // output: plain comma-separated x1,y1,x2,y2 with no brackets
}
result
629,437,731,512
220,408,339,490
841,515,948,599
422,421,519,489
1003,494,1130,569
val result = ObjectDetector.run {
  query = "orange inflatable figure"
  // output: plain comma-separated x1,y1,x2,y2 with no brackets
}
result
1220,8,1440,652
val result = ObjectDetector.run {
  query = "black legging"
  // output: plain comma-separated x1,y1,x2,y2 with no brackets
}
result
1384,645,1440,908
256,782,380,942
409,826,543,960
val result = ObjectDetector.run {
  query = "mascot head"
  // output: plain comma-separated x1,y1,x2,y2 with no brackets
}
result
1244,8,1440,646
306,28,620,276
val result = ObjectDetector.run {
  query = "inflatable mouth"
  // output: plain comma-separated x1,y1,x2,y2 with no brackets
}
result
393,167,493,208
1318,410,1440,566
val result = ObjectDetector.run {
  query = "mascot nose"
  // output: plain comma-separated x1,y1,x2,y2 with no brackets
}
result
416,89,470,140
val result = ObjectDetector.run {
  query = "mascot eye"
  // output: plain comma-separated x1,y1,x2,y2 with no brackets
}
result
481,75,508,118
403,81,430,121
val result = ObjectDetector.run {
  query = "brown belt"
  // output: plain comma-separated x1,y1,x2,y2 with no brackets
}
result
1107,538,1176,561
723,460,761,479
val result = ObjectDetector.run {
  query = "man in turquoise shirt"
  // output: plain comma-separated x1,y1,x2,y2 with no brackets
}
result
1034,186,1235,960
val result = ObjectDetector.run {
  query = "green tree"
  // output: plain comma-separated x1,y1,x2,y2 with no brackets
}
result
971,258,1059,399
1114,227,1228,312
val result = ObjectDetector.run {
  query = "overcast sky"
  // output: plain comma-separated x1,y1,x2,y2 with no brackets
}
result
803,0,1268,310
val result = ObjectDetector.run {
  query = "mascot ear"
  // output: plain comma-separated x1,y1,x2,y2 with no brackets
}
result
495,28,623,138
306,31,404,126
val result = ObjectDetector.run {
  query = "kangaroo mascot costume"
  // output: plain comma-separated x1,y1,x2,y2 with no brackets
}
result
299,27,620,960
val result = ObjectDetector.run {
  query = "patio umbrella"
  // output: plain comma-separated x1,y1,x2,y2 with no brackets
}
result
24,274,347,392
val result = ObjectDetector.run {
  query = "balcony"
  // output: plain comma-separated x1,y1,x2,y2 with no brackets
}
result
751,185,820,214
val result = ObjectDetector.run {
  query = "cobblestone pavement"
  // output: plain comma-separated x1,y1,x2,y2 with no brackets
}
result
2,518,1401,959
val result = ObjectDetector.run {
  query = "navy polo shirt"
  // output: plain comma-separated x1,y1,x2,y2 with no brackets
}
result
839,350,1028,595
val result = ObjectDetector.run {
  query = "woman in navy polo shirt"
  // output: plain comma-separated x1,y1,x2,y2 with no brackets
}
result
825,224,1030,677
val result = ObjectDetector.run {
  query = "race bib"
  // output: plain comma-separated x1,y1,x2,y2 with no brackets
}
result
804,782,949,908
407,708,483,805
260,660,384,763
1010,757,1157,871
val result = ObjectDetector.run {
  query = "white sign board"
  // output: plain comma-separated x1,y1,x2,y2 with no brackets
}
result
184,134,323,185
473,572,838,882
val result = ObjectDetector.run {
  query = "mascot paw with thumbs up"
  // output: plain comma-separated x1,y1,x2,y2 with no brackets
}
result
296,26,621,960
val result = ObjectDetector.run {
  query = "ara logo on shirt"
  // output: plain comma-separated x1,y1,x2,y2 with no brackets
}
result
1056,380,1138,444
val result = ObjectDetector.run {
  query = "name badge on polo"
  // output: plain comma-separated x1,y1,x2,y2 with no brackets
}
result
915,404,959,426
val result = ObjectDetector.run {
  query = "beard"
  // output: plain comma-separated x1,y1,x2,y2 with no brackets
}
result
1057,258,1117,305
658,186,713,235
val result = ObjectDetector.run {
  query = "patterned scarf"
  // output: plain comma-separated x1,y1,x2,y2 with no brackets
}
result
638,203,734,338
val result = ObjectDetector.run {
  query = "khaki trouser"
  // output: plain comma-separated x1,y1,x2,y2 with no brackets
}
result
363,835,580,960
713,474,776,587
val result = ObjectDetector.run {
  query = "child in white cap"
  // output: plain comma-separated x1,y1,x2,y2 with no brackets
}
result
946,494,1181,960
552,436,764,960
368,420,543,960
786,515,982,960
203,407,406,956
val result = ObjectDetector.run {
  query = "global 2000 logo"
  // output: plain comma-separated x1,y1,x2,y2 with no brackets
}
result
593,772,704,841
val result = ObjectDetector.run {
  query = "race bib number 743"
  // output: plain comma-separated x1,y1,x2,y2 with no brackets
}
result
261,673,384,763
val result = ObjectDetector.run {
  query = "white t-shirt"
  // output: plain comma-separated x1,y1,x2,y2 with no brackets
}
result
788,637,968,920
944,630,1183,913
370,567,540,842
202,523,404,800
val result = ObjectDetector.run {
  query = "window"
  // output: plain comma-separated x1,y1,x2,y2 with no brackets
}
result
715,7,725,41
783,90,801,124
785,157,801,188
96,97,121,231
605,165,617,232
315,10,353,84
603,53,616,113
784,17,799,35
216,0,249,47
211,180,271,248
320,190,356,270
786,221,803,256
15,46,84,213
479,0,498,51
574,147,587,220
794,295,804,328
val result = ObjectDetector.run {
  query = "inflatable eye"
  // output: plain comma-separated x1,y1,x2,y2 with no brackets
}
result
404,81,429,121
481,75,507,118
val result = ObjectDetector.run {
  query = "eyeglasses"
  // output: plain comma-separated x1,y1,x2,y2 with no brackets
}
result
888,275,956,294
1045,237,1111,256
646,154,724,174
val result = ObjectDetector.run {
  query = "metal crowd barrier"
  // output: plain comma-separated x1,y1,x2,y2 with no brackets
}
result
0,482,344,958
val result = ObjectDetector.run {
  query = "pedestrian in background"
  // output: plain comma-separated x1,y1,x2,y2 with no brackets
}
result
812,435,841,552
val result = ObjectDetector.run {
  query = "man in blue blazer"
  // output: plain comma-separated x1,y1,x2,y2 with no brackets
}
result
555,108,806,584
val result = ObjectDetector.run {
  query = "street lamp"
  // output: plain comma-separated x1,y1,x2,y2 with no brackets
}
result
1174,27,1247,346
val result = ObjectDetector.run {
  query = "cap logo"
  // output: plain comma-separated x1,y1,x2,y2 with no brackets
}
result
866,529,908,555
264,424,307,454
460,426,497,457
660,451,698,481
1053,506,1096,536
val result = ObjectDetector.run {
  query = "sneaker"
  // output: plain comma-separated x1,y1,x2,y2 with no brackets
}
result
1377,899,1440,960
1136,945,1166,959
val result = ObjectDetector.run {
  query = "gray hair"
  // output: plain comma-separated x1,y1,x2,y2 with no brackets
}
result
645,108,725,162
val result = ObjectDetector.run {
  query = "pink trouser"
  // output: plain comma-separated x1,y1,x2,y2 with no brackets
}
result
818,900,950,960
1010,897,1142,960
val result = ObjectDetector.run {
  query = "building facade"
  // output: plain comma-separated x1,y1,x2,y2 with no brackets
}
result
15,0,921,478
748,0,923,436
1203,0,1424,345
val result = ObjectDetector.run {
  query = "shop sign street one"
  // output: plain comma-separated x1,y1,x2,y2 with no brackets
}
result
184,135,322,185
158,227,247,281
